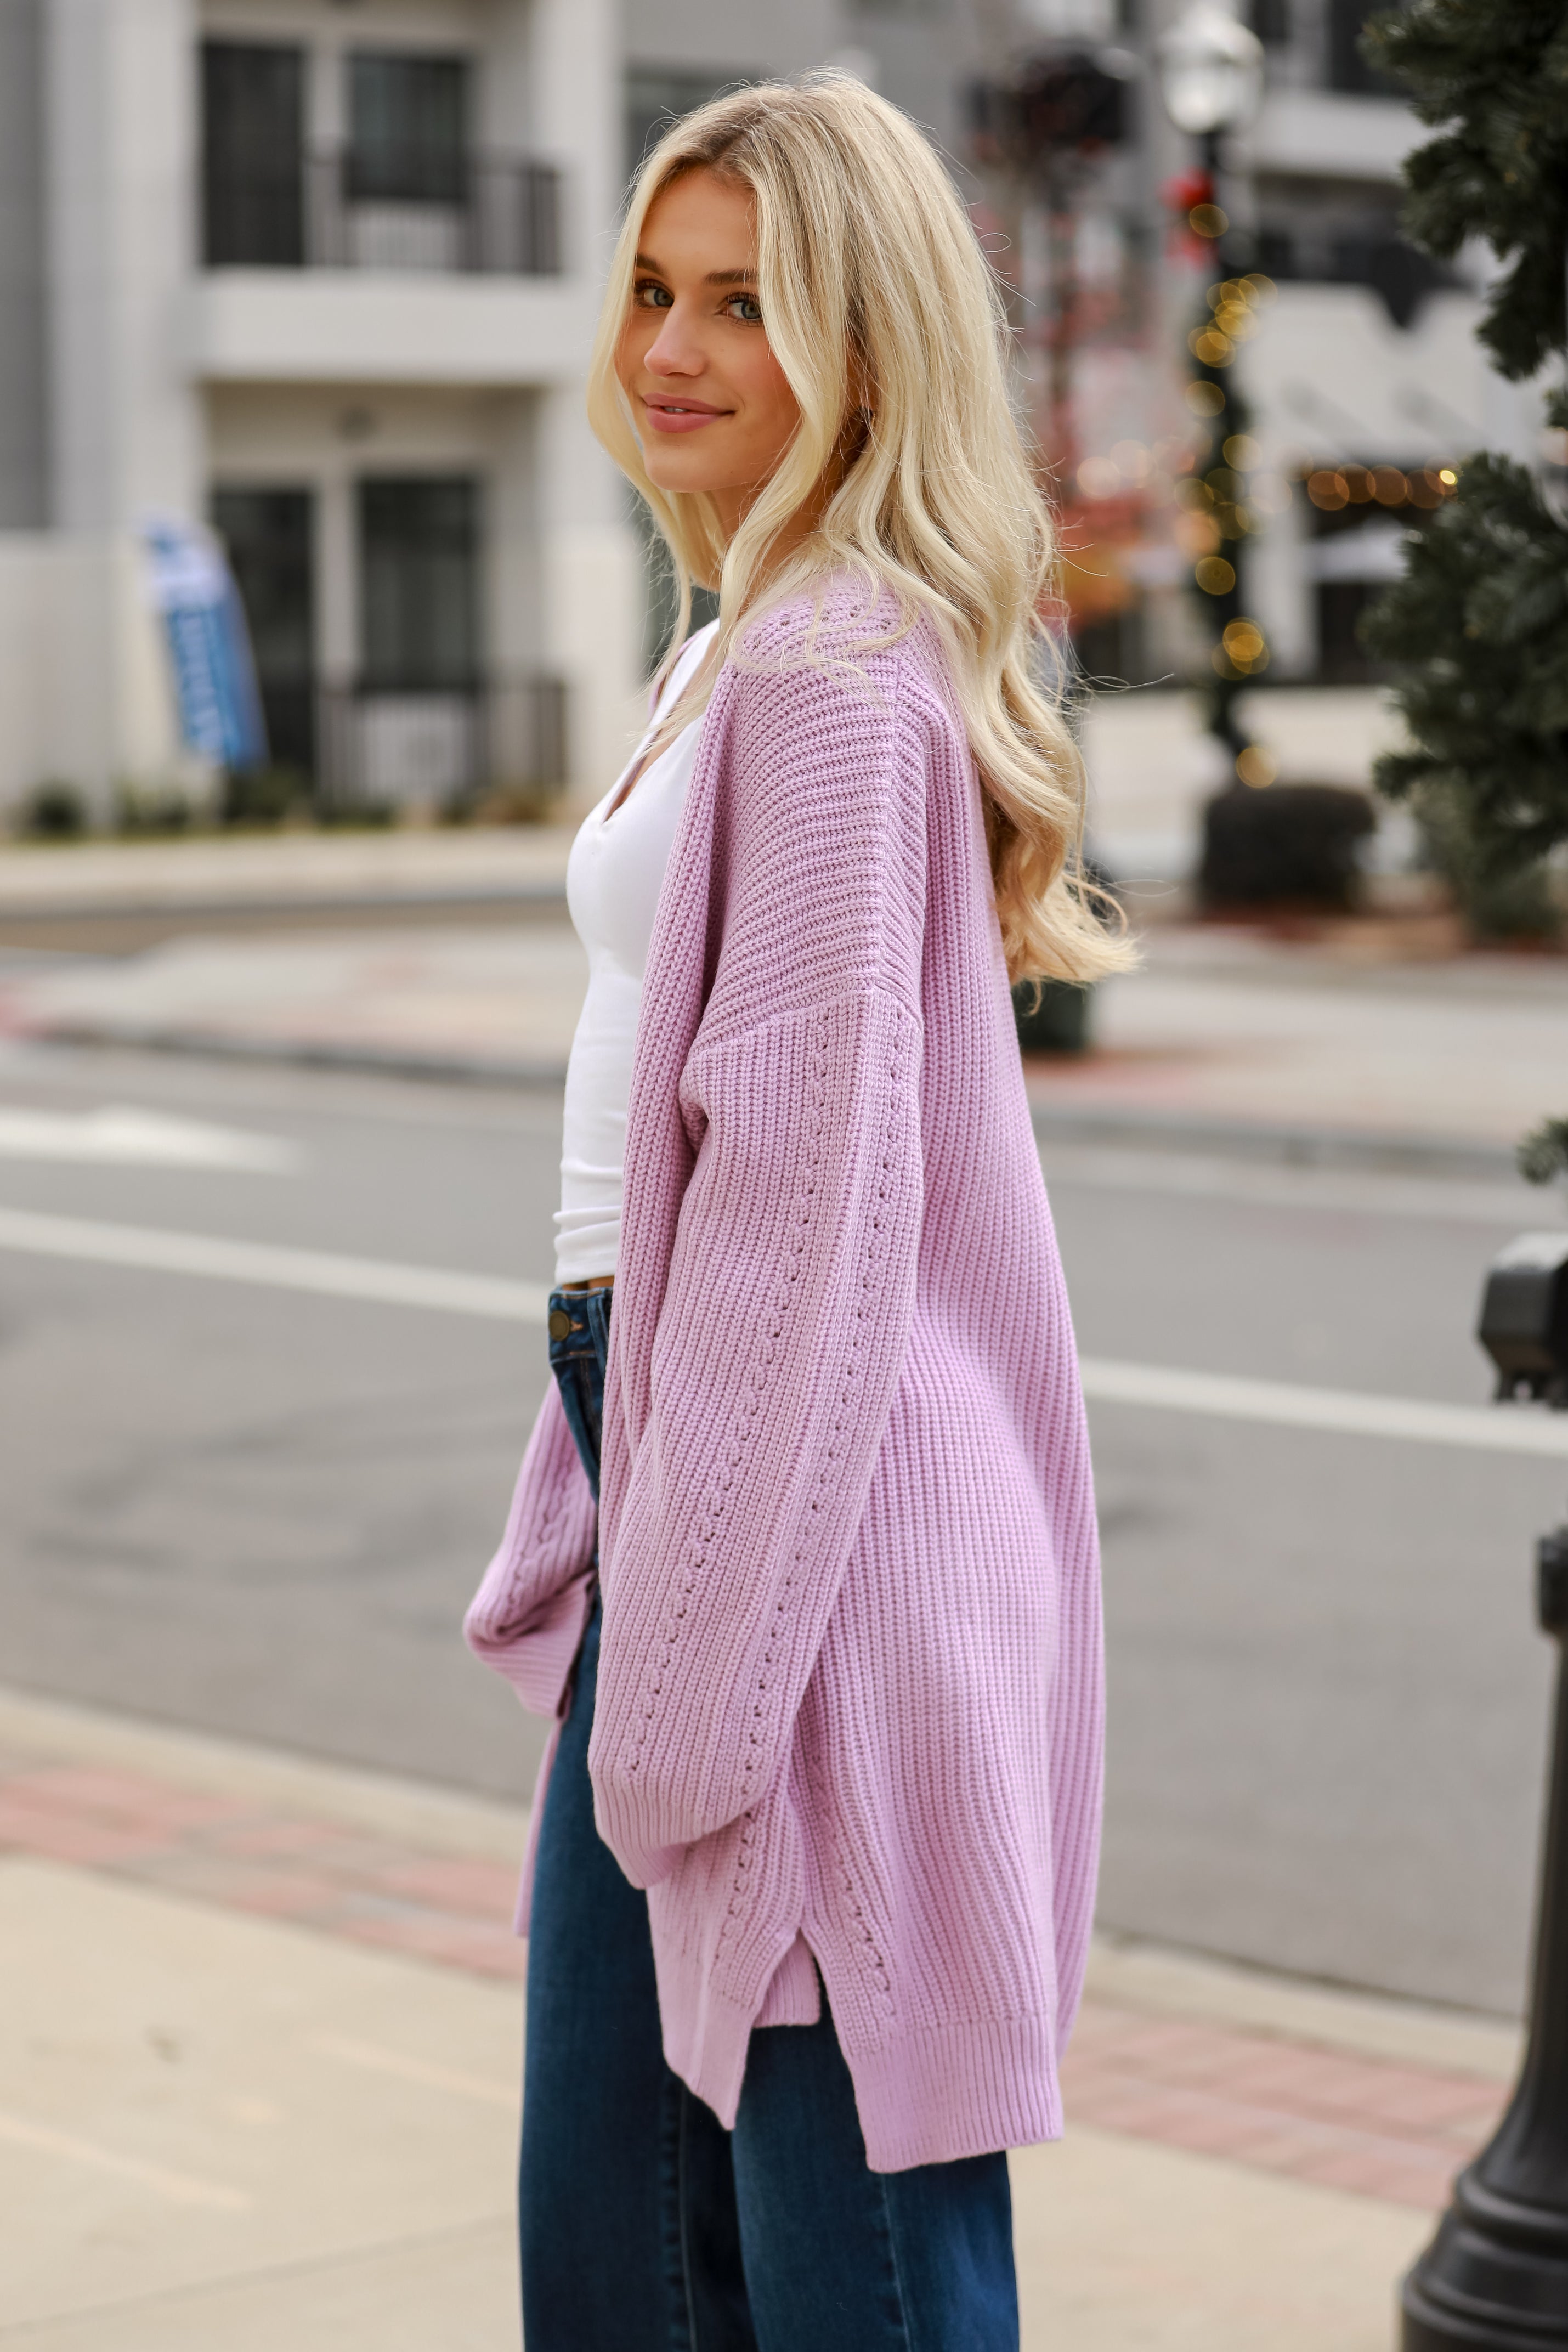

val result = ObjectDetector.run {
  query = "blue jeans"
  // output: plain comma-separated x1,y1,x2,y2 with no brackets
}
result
520,1288,1019,2351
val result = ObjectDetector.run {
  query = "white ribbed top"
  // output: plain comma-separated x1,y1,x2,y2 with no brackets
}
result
554,623,717,1285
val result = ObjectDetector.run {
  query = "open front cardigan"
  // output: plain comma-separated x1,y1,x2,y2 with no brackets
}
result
466,584,1103,2172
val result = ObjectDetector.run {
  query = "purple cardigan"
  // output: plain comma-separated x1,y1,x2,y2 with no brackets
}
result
466,585,1103,2172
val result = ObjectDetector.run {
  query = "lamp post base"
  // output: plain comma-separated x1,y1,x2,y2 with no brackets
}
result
1401,2155,1568,2347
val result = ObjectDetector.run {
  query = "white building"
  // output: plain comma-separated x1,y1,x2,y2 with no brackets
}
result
0,0,638,820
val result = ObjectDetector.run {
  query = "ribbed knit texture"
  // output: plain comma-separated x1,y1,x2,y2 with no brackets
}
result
465,582,1103,2172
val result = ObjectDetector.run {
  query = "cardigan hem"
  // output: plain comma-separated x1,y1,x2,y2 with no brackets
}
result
661,1945,1065,2174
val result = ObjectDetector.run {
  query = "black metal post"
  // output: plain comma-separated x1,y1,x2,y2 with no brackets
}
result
1402,1524,1568,2348
1185,127,1252,776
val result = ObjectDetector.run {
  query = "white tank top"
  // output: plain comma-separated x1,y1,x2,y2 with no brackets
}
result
553,622,718,1286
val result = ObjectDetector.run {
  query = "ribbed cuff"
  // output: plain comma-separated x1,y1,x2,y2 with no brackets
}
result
848,2012,1063,2173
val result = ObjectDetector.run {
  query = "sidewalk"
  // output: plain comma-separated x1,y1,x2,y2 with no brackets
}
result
3,909,1565,1166
0,1682,1520,2350
0,828,578,926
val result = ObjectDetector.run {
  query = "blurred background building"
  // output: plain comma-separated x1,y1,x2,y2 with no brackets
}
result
0,0,1493,827
0,0,629,822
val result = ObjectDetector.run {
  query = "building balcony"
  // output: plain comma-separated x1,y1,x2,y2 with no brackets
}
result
188,264,591,388
192,146,590,387
205,150,563,278
257,675,568,816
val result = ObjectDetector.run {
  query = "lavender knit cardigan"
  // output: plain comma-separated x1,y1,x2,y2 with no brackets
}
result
466,584,1103,2173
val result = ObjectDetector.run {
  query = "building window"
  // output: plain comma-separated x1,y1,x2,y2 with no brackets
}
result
1301,470,1446,681
359,478,480,692
202,42,305,267
625,67,762,182
1249,0,1290,46
1254,184,1452,326
211,486,316,773
348,52,469,207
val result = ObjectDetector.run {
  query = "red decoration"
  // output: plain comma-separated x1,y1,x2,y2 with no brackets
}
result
1160,167,1213,216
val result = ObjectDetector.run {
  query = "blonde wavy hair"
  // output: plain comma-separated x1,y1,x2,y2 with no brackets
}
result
587,73,1130,985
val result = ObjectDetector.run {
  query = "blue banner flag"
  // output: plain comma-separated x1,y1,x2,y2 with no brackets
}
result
140,515,269,772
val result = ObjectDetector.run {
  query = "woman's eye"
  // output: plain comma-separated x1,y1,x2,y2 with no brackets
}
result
726,293,763,325
635,280,673,309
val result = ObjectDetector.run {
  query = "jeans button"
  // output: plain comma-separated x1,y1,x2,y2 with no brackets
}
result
548,1308,574,1342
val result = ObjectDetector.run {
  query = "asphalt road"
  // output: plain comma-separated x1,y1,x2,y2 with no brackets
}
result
1,1036,1563,2017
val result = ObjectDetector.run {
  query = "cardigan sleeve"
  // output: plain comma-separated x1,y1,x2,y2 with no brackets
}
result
588,634,929,1886
464,1376,598,1719
1040,1280,1105,2048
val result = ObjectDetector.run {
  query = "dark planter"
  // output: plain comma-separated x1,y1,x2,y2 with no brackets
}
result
1200,781,1376,911
1013,979,1092,1055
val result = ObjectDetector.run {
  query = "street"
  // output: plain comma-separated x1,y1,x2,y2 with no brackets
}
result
1,1033,1560,2020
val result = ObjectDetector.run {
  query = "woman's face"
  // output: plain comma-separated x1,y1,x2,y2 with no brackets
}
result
617,169,801,533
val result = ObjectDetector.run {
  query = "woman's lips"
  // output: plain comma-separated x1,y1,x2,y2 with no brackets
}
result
642,396,730,435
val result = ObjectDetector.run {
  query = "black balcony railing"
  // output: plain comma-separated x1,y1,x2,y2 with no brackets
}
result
251,675,568,815
205,150,562,275
325,677,566,815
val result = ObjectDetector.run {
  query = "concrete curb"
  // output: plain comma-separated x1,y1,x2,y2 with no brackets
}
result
0,884,570,927
4,1011,1526,1177
1027,1098,1521,1183
5,1018,573,1090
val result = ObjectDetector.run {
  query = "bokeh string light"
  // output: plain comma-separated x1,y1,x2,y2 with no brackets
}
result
1306,465,1458,511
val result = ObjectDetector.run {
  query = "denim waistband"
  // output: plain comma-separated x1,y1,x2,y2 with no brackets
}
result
547,1286,611,1501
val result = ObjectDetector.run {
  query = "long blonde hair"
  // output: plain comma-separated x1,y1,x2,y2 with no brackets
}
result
587,74,1130,985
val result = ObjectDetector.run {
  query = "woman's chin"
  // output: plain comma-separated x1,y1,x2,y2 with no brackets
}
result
644,461,718,499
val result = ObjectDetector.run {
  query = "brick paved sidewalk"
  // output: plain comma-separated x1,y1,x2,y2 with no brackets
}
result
0,1745,525,1983
0,1728,1510,2219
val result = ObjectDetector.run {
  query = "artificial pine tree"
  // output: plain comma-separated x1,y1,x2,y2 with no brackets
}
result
1360,453,1568,932
1358,0,1568,937
1367,0,1568,392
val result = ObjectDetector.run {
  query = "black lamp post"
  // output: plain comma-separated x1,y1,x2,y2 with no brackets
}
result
1154,4,1270,782
1404,1236,1568,2349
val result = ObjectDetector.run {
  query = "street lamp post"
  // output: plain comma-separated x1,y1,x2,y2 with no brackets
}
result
1403,1236,1568,2351
1154,4,1269,782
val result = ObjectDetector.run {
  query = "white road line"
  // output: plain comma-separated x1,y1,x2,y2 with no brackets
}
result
0,1105,301,1173
1079,1358,1568,1458
1,1203,1563,1458
0,2108,250,2209
0,1206,550,1324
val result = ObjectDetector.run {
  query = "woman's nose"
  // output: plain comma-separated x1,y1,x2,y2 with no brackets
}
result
644,308,704,377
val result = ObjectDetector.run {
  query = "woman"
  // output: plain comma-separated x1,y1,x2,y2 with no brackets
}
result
466,73,1129,2350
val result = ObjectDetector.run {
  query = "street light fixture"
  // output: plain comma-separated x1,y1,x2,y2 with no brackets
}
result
1156,3,1264,141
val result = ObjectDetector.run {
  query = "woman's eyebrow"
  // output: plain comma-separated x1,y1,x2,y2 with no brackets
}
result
631,253,756,287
